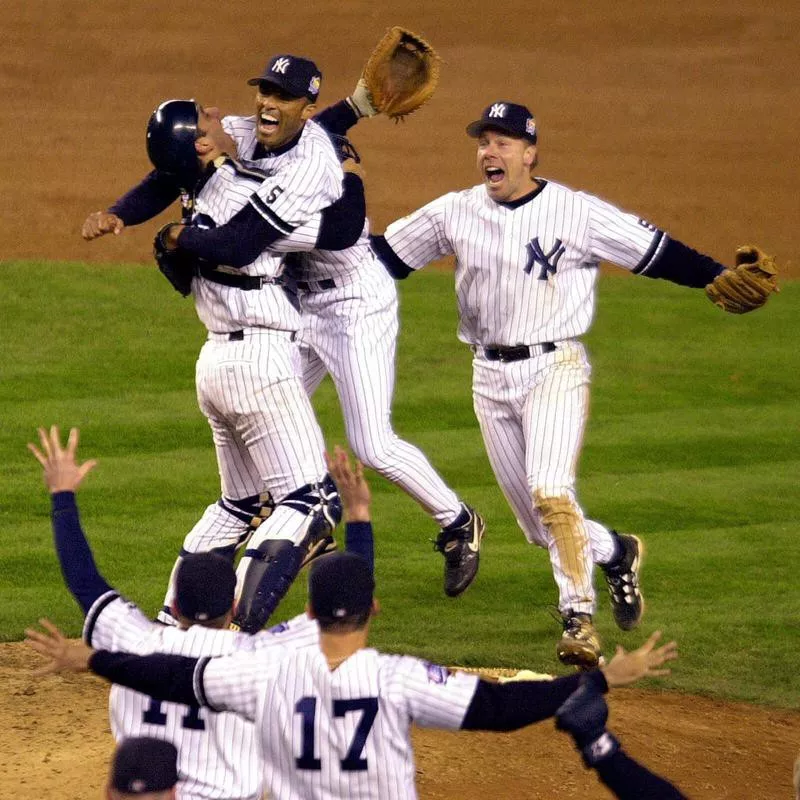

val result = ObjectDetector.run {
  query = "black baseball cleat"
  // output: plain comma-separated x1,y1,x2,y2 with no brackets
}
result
433,504,485,597
601,533,645,631
556,611,602,669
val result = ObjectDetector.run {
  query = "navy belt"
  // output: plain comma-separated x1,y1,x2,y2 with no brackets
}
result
295,278,336,292
197,264,279,291
480,343,556,362
212,330,296,342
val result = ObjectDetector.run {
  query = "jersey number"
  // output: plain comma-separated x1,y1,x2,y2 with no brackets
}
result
295,696,378,772
265,185,284,204
143,696,206,731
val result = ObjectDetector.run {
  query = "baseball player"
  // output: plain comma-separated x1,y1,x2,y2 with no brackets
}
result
26,425,374,800
369,101,778,668
145,88,359,634
45,553,680,800
84,57,485,602
108,737,179,800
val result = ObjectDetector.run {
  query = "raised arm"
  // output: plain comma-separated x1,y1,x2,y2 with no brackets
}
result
27,426,111,613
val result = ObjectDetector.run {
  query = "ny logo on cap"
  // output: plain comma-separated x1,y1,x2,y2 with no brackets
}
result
272,57,290,74
488,103,507,118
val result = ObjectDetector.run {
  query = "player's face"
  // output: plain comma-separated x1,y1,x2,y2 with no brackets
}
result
254,83,316,149
196,106,236,158
476,130,538,203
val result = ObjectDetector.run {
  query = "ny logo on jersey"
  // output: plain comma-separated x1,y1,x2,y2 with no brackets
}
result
272,57,290,74
525,237,566,280
488,103,507,118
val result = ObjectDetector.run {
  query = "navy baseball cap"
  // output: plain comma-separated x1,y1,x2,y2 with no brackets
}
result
111,737,178,794
175,553,236,622
247,55,322,102
466,101,538,144
309,552,374,620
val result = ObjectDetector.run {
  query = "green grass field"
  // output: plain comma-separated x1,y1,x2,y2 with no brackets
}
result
1,261,797,708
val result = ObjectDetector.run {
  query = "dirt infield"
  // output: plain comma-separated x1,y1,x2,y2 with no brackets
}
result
3,1,799,798
4,643,799,799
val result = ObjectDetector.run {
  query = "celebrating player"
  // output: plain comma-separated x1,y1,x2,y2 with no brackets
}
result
143,92,349,634
82,46,485,604
29,555,682,800
26,425,373,800
369,100,778,668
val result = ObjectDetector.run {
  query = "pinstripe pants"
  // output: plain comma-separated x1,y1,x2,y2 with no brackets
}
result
472,340,616,615
196,328,326,502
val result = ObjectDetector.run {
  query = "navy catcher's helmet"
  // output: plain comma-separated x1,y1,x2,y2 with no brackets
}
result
146,99,201,187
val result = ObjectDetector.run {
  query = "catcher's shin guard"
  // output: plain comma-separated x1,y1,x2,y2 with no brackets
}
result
231,477,342,632
232,538,305,633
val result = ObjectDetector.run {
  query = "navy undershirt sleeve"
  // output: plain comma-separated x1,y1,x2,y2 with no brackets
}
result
178,203,284,267
89,650,199,706
108,170,182,226
369,234,415,279
595,750,687,799
461,670,605,731
641,237,726,288
51,492,112,614
314,100,360,137
317,174,366,250
344,521,374,575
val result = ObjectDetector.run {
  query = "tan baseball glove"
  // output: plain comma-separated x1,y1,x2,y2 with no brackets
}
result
349,26,441,120
704,245,779,314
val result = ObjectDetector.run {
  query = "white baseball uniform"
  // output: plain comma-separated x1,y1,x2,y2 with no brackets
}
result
161,134,342,616
222,114,466,528
381,179,666,614
84,590,320,799
199,645,479,799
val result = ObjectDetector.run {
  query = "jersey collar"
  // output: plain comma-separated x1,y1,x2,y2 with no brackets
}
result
496,179,548,210
252,126,305,160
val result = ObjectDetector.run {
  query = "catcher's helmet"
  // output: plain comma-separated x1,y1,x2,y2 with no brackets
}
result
146,99,201,188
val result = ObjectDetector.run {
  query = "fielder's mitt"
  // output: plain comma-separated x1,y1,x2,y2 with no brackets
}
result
154,223,195,297
704,245,779,314
360,26,440,120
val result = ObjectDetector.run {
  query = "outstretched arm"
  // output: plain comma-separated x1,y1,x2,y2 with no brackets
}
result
28,427,111,613
82,171,182,240
461,632,678,731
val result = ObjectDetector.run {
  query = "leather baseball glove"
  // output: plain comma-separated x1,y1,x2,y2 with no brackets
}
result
704,245,779,314
154,223,195,297
351,26,441,120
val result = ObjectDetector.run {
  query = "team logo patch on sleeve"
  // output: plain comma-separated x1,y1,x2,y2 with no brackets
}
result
424,662,451,684
267,621,290,634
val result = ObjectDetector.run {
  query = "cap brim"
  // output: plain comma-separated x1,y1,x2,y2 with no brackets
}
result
246,77,305,98
466,120,533,140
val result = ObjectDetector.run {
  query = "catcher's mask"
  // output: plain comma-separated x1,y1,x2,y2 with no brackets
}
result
146,99,202,189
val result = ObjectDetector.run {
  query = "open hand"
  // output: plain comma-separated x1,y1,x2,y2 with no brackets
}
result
28,426,97,494
24,619,93,675
601,630,678,687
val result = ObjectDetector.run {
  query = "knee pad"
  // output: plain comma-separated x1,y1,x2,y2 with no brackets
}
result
280,475,342,547
224,491,275,531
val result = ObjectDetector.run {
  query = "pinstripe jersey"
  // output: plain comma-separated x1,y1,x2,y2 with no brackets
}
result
224,114,371,285
199,646,480,799
83,590,319,800
191,157,300,334
383,179,667,346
